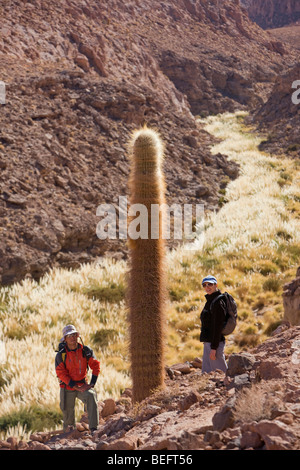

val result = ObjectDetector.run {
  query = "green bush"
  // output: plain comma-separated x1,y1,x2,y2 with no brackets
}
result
262,278,281,292
286,243,300,260
91,328,118,348
0,405,62,434
83,282,125,303
257,260,278,276
169,287,188,302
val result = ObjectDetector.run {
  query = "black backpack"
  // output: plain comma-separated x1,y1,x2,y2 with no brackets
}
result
211,292,238,335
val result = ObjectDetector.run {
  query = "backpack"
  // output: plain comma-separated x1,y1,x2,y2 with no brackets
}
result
55,341,93,388
56,341,93,366
211,292,237,335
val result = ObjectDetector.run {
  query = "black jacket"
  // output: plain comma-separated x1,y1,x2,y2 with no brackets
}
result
200,289,226,349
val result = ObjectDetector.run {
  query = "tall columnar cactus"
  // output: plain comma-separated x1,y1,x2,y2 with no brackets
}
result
127,127,167,403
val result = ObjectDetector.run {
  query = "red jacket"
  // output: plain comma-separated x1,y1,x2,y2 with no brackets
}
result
55,343,100,390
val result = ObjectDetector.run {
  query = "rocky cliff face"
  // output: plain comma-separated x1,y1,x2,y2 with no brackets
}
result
283,267,300,326
253,62,300,157
268,24,300,53
241,0,300,29
0,0,296,285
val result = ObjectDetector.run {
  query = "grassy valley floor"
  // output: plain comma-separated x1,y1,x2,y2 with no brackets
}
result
169,112,300,358
0,112,299,439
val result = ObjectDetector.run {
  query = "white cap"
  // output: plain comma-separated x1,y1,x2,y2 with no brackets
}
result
60,324,79,342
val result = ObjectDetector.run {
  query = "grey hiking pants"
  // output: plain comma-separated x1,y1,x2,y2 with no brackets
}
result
60,387,99,431
202,341,227,374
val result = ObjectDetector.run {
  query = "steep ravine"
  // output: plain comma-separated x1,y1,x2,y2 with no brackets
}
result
0,112,299,450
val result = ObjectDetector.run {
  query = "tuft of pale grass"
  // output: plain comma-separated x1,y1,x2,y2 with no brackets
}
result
0,423,32,442
233,382,282,424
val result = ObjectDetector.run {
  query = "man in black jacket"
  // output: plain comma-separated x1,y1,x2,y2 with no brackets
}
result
200,275,228,373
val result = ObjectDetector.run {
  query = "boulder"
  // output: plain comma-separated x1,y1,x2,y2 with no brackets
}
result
99,436,137,450
195,185,210,197
226,352,256,377
212,396,236,432
240,430,263,450
191,357,202,368
179,390,201,411
283,267,300,326
231,373,251,390
74,54,90,72
101,398,116,418
169,362,192,374
243,419,297,450
257,360,284,380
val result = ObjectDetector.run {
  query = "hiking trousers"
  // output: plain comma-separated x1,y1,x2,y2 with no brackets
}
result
60,387,99,431
202,341,227,374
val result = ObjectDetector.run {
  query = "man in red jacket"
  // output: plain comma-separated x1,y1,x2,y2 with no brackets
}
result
55,325,100,432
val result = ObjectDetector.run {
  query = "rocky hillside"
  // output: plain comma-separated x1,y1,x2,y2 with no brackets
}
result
252,62,300,157
1,323,299,450
243,2,300,158
0,0,297,285
241,0,300,29
268,24,300,52
283,267,300,326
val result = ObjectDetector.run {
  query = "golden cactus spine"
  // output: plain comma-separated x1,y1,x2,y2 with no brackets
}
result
127,127,167,403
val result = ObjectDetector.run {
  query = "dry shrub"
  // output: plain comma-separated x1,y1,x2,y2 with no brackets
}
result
233,382,282,424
